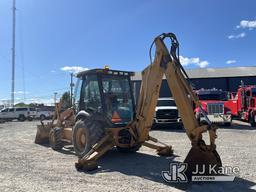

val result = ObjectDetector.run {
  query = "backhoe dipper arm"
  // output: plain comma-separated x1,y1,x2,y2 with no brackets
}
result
134,33,216,147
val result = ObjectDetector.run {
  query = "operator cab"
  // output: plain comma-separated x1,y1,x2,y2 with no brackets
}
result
74,68,135,126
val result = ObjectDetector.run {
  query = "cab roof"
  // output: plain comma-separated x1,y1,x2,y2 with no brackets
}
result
76,68,135,78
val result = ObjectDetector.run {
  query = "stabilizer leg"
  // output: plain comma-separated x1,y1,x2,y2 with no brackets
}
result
75,133,115,171
142,135,173,156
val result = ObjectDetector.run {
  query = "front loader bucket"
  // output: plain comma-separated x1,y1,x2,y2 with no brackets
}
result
35,123,52,144
183,146,222,180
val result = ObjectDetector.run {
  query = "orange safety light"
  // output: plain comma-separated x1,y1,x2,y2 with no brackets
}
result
111,111,122,123
104,65,110,70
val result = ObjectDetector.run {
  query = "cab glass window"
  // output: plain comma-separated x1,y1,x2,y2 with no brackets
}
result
102,75,133,124
74,77,82,112
9,108,15,112
1,108,8,112
16,108,27,111
80,75,102,113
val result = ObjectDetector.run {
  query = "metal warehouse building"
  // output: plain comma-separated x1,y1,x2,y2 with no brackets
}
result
131,66,256,100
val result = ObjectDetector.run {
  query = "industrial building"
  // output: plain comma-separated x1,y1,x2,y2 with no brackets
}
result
132,66,256,100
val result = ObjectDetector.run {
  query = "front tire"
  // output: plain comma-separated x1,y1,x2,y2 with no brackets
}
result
49,127,63,150
249,114,256,127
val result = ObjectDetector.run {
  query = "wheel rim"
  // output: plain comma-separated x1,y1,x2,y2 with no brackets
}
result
76,128,86,152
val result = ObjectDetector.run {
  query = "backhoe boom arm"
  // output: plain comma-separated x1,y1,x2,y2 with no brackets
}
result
133,33,216,147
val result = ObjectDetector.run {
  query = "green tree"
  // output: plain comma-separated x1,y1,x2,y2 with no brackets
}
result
14,102,28,107
61,91,71,109
29,103,44,108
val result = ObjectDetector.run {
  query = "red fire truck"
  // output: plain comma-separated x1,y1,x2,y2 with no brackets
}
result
194,89,232,126
226,82,256,127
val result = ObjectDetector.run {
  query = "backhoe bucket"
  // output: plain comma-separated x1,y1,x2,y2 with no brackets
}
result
183,146,222,180
35,123,52,144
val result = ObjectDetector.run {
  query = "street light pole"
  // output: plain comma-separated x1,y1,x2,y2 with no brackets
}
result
54,92,57,105
70,73,74,107
11,0,16,107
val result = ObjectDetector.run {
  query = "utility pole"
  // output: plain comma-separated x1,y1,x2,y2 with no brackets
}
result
11,0,16,107
70,73,75,106
54,92,57,105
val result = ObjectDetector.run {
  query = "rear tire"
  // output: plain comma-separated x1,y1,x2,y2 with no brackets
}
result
151,122,157,129
224,122,231,127
72,113,111,158
18,115,26,122
200,120,209,126
27,116,33,121
49,127,63,150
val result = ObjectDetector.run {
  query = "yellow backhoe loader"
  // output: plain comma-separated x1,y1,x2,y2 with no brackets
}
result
35,33,221,178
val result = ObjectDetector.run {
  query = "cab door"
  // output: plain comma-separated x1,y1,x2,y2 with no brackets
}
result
0,108,9,119
8,108,16,119
79,74,102,114
245,90,251,110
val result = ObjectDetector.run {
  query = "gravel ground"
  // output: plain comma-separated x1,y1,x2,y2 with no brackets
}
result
0,120,255,192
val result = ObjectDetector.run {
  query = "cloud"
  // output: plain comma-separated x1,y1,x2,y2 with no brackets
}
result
179,56,209,68
228,32,246,39
226,60,237,64
50,70,56,73
239,20,256,29
13,91,29,94
60,66,89,73
25,98,54,105
198,61,209,68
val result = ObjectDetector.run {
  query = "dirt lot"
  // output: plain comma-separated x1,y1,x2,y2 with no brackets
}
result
0,120,255,192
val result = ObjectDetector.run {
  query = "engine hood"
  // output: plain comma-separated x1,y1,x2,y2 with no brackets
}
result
200,100,225,104
155,106,177,111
